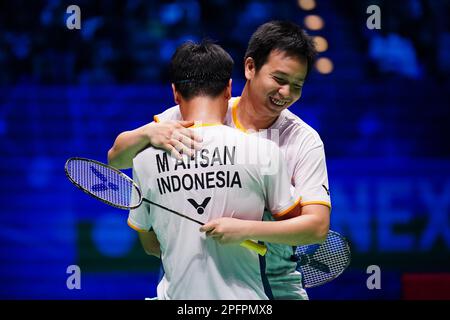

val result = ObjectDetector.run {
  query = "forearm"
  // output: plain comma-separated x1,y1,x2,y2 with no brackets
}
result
108,124,151,169
146,245,161,258
143,243,161,258
138,231,161,258
246,208,330,246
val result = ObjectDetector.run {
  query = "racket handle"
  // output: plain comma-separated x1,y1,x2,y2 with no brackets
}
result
240,240,267,256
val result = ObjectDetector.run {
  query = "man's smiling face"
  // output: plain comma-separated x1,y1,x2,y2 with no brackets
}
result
245,49,308,117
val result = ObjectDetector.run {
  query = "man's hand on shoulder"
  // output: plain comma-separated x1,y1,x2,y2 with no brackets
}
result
108,120,203,169
147,120,203,159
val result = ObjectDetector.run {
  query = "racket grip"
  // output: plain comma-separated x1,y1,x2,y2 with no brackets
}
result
240,240,267,256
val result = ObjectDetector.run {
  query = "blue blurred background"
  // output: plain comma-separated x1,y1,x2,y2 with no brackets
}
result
1,0,449,300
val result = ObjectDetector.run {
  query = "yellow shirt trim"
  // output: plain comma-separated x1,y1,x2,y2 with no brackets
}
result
189,123,223,128
153,115,160,123
231,97,247,132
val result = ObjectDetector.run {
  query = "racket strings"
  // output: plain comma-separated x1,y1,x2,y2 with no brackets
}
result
66,159,140,208
296,232,350,287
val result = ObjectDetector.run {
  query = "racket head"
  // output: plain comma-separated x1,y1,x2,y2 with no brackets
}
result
295,230,351,288
65,157,142,210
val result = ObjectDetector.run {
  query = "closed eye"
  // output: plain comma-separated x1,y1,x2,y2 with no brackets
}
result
273,76,288,85
273,76,303,90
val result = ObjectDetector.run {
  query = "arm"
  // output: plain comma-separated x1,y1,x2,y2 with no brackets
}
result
137,230,161,258
128,165,161,257
108,123,154,169
255,143,329,245
200,204,329,246
200,142,331,246
250,204,329,245
108,120,201,169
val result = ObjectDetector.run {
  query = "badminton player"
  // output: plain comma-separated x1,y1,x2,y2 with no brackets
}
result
110,21,330,300
128,40,302,299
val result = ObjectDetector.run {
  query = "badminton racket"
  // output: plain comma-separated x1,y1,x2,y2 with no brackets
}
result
64,157,267,256
293,230,351,288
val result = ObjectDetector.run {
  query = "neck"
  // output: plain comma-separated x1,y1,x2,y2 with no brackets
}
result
179,96,227,124
237,82,278,130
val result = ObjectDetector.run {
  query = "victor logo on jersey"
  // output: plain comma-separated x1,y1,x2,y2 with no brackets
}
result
322,184,330,195
187,197,211,215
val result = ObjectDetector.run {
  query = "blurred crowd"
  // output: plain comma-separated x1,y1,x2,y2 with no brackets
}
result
0,0,301,84
1,0,449,85
340,0,450,81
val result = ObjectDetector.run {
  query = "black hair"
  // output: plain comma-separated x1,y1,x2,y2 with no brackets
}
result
170,40,234,100
244,21,317,77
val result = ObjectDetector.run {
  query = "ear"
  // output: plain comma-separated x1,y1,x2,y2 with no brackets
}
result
224,79,232,100
171,84,181,105
244,57,256,80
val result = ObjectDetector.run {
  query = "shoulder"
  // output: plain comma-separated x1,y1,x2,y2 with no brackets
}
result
153,105,181,122
205,125,247,144
278,109,324,149
133,146,162,173
246,130,283,157
209,125,278,151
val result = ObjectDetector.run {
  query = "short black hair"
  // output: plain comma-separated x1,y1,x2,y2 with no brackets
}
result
244,21,317,77
170,41,234,100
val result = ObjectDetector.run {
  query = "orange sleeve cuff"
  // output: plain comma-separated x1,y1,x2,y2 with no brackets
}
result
300,201,332,209
127,219,149,232
272,197,302,220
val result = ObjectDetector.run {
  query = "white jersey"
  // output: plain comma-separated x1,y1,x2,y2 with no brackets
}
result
128,124,300,300
153,97,331,300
